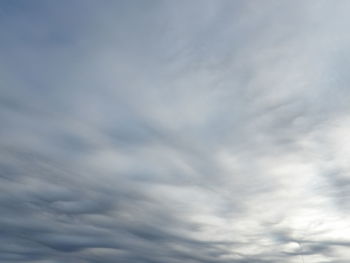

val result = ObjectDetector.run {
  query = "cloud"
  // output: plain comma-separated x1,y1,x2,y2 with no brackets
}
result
1,0,350,262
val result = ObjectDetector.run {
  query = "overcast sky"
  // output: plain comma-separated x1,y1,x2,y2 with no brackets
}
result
1,1,350,262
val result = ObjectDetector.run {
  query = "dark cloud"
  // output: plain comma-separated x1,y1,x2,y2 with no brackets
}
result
1,0,350,262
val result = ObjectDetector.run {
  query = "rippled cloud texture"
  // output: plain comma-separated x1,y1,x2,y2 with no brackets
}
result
1,1,350,262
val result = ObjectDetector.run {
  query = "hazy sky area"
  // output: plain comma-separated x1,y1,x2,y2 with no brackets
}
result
1,1,350,262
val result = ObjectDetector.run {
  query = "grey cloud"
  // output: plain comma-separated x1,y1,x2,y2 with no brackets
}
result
1,0,350,262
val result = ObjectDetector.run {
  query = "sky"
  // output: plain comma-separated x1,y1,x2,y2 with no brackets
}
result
1,0,350,262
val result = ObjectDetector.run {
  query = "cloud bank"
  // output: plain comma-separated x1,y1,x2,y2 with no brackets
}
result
1,1,350,262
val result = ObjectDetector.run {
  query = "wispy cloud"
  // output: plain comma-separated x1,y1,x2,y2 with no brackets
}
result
1,1,350,262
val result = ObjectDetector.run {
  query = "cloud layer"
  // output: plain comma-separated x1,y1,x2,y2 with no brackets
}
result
1,1,350,262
